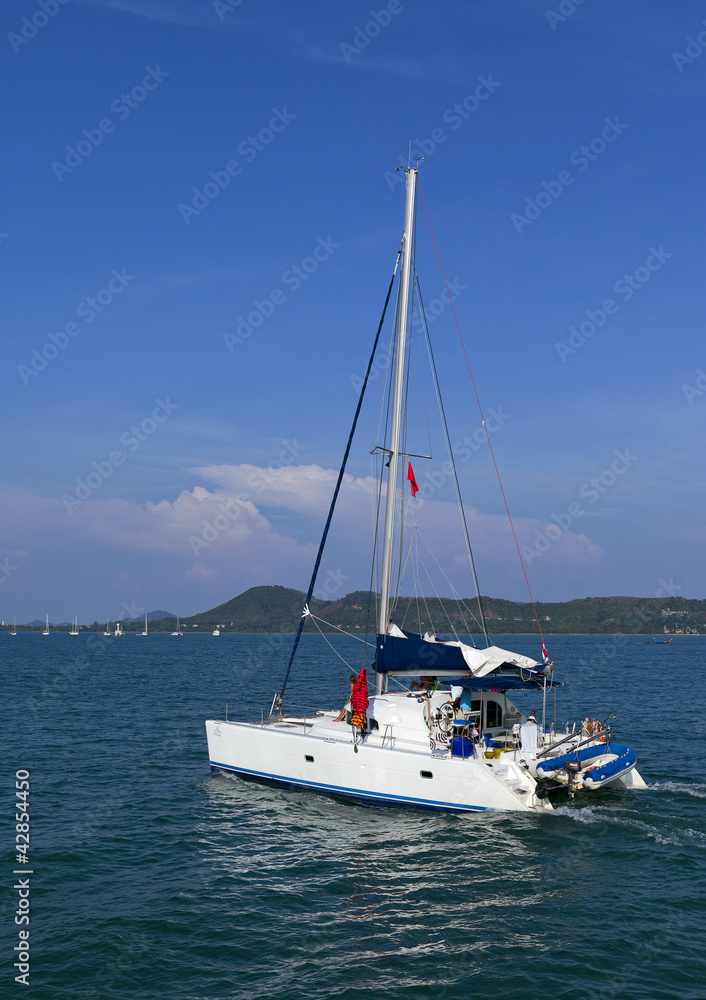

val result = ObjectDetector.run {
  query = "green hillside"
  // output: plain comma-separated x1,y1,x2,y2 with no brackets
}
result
67,587,706,635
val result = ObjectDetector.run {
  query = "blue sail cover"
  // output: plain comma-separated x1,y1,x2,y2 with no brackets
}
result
375,632,471,673
375,631,559,691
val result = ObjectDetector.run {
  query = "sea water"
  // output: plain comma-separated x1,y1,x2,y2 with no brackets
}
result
3,632,705,999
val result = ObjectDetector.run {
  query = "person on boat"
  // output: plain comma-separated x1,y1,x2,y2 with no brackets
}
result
409,675,439,692
333,675,356,723
349,669,369,736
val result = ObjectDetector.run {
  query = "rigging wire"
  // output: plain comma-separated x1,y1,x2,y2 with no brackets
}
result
416,176,548,651
416,276,490,644
414,528,484,638
306,612,376,646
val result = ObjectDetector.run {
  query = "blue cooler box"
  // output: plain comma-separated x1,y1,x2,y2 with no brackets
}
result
450,736,473,758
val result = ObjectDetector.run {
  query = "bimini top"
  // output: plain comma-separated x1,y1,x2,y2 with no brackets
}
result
375,625,558,690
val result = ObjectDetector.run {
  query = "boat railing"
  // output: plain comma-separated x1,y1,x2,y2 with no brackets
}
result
537,727,612,761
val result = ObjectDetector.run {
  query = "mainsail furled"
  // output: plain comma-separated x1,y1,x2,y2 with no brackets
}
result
375,625,557,691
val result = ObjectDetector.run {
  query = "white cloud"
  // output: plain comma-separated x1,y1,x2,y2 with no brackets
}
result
0,463,607,620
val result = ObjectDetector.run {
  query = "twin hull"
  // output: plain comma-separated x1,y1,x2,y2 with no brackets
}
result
206,719,550,813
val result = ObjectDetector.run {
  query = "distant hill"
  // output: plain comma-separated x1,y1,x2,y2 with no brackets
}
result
148,586,331,633
109,588,706,635
16,589,706,634
122,610,175,623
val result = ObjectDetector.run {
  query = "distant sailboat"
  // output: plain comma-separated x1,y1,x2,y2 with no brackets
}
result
43,614,49,636
104,619,111,636
171,616,183,636
139,614,148,636
10,617,17,636
70,617,79,635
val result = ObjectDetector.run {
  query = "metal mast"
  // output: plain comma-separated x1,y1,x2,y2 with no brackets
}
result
376,167,417,695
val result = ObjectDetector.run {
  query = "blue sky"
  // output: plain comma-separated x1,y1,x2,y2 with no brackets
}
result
2,0,705,623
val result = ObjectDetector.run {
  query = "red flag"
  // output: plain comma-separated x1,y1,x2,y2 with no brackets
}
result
406,461,419,498
541,638,551,665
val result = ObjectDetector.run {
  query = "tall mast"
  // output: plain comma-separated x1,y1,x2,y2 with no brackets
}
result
376,167,417,694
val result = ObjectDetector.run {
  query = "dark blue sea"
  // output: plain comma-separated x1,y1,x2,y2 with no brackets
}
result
3,632,705,999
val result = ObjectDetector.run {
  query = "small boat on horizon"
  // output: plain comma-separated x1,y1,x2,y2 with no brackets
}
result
647,637,672,644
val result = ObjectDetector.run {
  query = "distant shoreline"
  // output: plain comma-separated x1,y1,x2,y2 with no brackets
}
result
4,630,700,638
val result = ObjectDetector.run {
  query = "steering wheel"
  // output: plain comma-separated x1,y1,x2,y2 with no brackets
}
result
436,701,455,735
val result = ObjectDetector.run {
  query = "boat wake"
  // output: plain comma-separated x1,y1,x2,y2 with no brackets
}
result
647,780,706,800
551,803,706,848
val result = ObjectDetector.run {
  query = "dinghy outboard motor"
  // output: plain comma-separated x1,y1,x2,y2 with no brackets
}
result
564,759,582,798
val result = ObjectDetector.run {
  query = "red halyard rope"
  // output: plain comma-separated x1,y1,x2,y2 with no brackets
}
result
416,176,547,649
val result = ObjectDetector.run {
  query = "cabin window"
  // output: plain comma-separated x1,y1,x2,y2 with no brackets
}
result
369,718,379,731
420,770,433,779
486,700,503,728
305,755,314,762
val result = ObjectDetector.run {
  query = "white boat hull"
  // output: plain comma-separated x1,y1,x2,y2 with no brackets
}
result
205,718,553,813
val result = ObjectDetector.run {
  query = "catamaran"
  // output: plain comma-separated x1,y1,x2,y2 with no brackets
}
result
171,616,183,636
43,614,49,636
206,168,644,812
70,617,79,635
